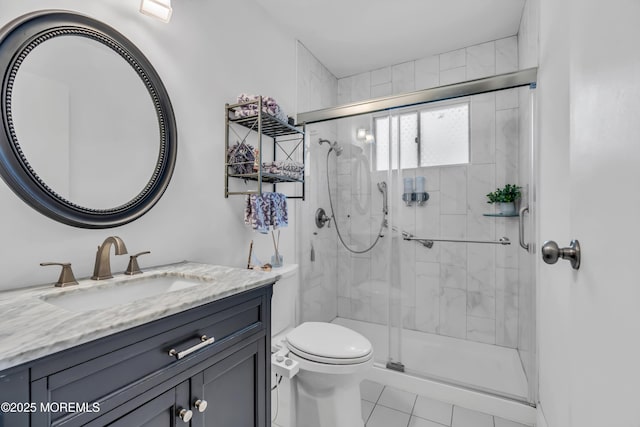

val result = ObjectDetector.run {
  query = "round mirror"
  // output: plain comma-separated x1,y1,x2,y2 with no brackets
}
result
0,11,177,228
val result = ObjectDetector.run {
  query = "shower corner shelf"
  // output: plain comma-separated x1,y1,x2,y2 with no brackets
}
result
224,97,306,200
483,213,519,217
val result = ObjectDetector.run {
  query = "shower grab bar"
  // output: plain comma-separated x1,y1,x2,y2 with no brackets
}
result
403,236,511,245
519,206,530,251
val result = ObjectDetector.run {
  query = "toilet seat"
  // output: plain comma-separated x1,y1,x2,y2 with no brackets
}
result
286,322,373,365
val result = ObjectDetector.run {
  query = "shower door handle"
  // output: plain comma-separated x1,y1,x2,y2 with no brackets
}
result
519,206,530,251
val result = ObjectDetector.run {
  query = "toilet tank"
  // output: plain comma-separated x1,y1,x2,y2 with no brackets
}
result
271,265,299,338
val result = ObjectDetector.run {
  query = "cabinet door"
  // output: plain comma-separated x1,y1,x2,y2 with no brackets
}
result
89,381,190,427
107,389,177,427
190,338,268,427
0,369,29,427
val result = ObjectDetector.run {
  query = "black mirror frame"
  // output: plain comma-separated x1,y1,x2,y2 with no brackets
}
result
0,10,177,228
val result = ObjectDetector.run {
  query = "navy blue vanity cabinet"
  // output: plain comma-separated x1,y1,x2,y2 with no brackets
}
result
0,368,30,427
85,338,268,427
89,382,189,426
0,284,273,427
190,336,268,427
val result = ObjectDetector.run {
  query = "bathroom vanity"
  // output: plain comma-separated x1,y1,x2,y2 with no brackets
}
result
0,262,276,427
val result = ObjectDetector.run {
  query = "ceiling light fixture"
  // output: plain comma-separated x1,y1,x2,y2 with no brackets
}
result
140,0,173,23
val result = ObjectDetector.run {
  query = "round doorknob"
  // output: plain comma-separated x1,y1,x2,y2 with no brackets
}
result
194,399,208,412
541,240,561,264
178,408,193,422
541,239,580,270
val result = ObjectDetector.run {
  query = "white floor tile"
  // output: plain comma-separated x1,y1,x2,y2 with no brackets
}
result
377,386,417,414
451,406,494,427
409,416,450,427
413,395,453,426
366,405,411,427
361,400,375,423
495,417,530,427
360,379,385,403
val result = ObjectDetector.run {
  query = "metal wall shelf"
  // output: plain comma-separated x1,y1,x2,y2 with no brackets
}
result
228,110,302,138
227,172,304,184
225,97,305,199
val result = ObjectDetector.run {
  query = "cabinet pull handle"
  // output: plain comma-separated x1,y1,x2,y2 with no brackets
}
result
168,335,215,360
178,408,193,422
194,399,208,412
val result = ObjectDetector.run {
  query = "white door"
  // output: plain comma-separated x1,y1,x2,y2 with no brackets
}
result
538,0,640,426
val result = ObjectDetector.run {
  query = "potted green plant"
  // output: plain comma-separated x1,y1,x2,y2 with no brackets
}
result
486,184,522,215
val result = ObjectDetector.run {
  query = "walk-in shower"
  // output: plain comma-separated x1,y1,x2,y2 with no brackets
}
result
297,69,538,423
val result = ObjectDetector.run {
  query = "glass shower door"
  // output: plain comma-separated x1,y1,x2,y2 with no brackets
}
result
304,114,394,368
385,87,537,404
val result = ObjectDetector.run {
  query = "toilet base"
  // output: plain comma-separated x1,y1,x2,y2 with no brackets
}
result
288,355,372,427
294,379,364,427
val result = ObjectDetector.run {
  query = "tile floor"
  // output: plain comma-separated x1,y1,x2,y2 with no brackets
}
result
272,379,531,427
360,380,530,427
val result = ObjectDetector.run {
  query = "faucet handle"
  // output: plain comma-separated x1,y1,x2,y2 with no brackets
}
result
40,262,79,287
124,251,151,275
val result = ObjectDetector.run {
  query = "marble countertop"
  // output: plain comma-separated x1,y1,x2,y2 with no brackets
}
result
0,262,297,372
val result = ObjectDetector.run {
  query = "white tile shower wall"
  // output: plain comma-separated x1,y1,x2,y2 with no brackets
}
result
518,0,539,71
295,42,339,323
335,37,524,346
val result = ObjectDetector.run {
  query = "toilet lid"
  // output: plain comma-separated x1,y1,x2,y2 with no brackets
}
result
286,322,373,364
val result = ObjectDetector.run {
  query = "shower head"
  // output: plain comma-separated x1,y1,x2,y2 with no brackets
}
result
318,138,344,157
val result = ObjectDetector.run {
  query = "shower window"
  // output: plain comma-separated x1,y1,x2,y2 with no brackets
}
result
374,100,469,171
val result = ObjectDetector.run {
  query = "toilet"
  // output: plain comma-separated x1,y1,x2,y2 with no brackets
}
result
271,266,373,427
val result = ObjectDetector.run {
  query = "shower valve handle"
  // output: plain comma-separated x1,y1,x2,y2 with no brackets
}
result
315,208,331,228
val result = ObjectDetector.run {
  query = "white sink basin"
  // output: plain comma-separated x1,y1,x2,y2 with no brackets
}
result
41,274,205,312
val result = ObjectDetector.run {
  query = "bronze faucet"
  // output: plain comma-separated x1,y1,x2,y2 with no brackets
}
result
91,236,128,280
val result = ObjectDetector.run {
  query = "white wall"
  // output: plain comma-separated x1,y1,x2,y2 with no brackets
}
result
0,0,299,291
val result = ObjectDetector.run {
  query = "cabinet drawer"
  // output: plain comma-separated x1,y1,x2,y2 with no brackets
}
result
31,294,266,425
